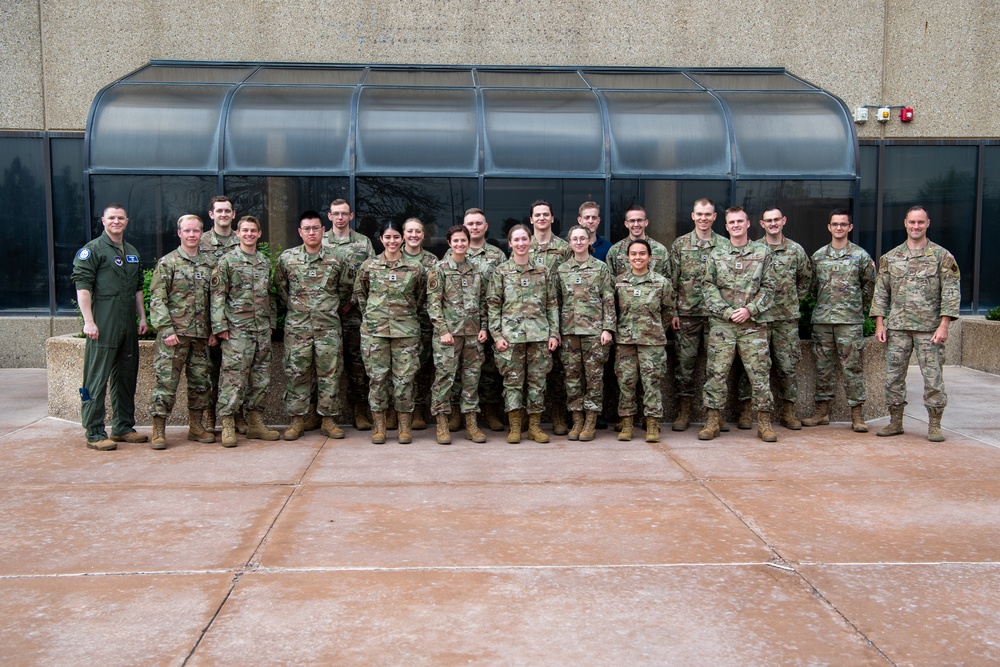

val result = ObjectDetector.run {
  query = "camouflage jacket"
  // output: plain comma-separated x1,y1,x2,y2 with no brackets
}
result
556,256,617,336
426,257,488,337
703,240,776,323
324,229,375,305
607,235,670,280
198,229,240,264
871,241,961,331
211,249,276,335
811,242,876,325
614,270,675,345
487,260,559,344
528,234,572,272
445,242,506,276
354,253,426,338
149,247,214,339
758,236,811,323
274,245,351,333
670,230,728,318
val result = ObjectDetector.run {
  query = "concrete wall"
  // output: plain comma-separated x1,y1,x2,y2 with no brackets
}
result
961,318,1000,375
2,0,998,137
0,316,79,368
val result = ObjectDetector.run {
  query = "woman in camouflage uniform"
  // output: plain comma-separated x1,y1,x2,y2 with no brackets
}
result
427,225,489,445
486,224,560,444
354,220,426,444
556,225,616,442
399,217,438,431
614,239,675,443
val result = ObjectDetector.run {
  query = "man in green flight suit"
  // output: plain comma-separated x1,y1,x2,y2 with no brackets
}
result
72,203,149,450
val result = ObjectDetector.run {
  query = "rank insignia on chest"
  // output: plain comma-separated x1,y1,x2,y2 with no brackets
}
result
389,274,397,281
574,277,582,284
832,265,840,272
536,257,544,265
309,270,317,277
521,279,530,287
195,273,203,280
126,255,138,263
461,279,468,287
634,289,642,297
735,262,743,270
702,255,708,261
114,256,123,266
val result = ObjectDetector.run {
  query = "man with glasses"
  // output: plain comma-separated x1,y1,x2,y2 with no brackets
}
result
275,211,352,441
606,205,669,279
669,198,728,431
734,206,811,431
871,205,961,442
802,209,875,432
325,199,375,430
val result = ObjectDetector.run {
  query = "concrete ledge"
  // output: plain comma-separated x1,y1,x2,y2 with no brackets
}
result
961,318,1000,375
0,316,79,368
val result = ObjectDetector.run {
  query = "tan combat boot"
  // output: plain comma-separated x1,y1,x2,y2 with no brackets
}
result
411,406,427,430
188,409,215,443
111,430,149,444
371,411,387,444
321,417,345,439
398,412,413,444
449,409,463,432
284,416,305,441
876,405,905,437
234,411,248,435
436,413,452,445
483,403,505,431
579,411,598,442
151,416,167,450
645,417,661,443
927,407,946,442
551,404,568,436
246,411,280,441
203,406,217,434
464,412,487,443
386,407,398,430
617,416,634,442
780,400,801,430
86,438,117,451
354,403,372,431
221,416,237,448
802,401,830,427
737,400,753,430
507,410,522,444
521,409,530,436
698,408,721,441
757,410,778,442
303,410,321,431
567,411,585,441
672,397,691,432
527,413,549,443
851,404,868,433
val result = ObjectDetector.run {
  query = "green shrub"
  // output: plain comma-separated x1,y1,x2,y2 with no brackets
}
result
987,306,1000,321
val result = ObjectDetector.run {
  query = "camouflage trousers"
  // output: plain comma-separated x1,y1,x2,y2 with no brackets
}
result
362,335,420,413
341,307,370,406
674,316,709,399
884,329,946,409
738,320,800,403
615,344,666,418
282,326,343,417
217,329,272,416
149,334,212,417
414,314,434,410
704,319,773,412
495,342,553,414
430,335,484,415
812,323,866,406
561,334,611,412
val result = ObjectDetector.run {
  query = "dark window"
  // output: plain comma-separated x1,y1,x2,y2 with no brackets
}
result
51,137,86,311
0,137,48,309
734,180,854,255
610,180,731,245
981,145,1000,310
483,179,605,244
857,144,878,257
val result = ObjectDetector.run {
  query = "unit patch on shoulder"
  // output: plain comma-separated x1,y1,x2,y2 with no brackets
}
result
77,248,91,260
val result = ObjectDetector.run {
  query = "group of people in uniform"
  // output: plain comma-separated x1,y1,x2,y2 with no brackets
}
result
72,195,960,451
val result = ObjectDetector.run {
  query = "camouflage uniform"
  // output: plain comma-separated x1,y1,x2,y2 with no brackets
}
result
274,244,351,417
614,270,674,418
406,249,440,416
325,229,375,407
670,230,729,400
211,249,276,417
556,257,616,413
871,241,961,409
426,257,488,415
606,235,670,279
738,237,811,403
148,247,215,417
199,229,240,413
529,235,572,413
810,242,876,406
702,240,777,412
354,253,426,413
446,243,507,408
487,260,560,414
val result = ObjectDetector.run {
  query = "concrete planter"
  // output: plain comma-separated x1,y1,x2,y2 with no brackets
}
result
961,318,1000,375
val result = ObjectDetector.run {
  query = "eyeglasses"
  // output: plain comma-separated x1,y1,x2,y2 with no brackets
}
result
829,222,851,228
301,226,324,233
625,218,646,224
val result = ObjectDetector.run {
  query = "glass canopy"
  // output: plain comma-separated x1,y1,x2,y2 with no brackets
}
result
86,63,857,180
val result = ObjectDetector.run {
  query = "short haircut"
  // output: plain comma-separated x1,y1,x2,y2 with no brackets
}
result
725,205,746,217
464,207,485,218
329,198,352,212
906,205,928,216
693,197,715,210
829,208,852,223
627,238,651,255
507,223,532,244
299,210,324,227
446,225,470,242
209,195,233,210
625,204,646,217
176,214,204,231
103,203,127,216
529,200,553,217
578,201,600,216
761,205,783,218
237,215,260,232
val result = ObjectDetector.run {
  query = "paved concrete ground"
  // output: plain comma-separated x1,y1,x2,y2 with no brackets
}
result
3,366,1000,666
